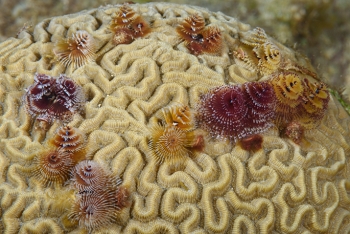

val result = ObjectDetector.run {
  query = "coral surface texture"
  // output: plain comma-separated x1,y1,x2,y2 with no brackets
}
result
0,2,350,233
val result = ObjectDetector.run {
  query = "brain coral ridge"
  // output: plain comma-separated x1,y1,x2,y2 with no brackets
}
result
0,2,350,234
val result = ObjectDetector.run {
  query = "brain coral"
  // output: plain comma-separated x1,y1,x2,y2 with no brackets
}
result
0,2,350,233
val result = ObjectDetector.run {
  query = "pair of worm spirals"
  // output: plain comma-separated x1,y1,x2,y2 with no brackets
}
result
176,14,222,55
149,104,205,165
54,4,151,69
69,160,129,231
196,80,275,141
196,71,329,141
33,126,129,230
33,126,86,186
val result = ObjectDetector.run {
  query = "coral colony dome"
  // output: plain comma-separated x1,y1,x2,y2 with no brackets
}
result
0,2,349,233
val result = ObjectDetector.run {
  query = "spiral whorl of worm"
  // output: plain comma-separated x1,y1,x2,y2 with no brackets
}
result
196,82,276,141
33,148,74,186
49,126,86,163
69,190,117,231
49,126,85,151
54,30,95,68
70,160,113,195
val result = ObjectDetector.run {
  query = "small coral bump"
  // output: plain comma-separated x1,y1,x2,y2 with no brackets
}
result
69,191,116,231
111,27,134,45
33,148,73,186
149,124,194,164
196,83,275,141
189,134,205,152
54,30,95,68
110,4,151,45
238,134,263,152
162,103,194,131
23,73,86,123
115,185,130,211
283,121,304,144
70,160,112,195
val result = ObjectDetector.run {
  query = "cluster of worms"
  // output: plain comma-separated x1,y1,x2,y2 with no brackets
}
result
20,3,335,231
23,73,85,126
23,73,129,230
149,104,204,165
234,27,318,79
196,71,330,144
32,126,129,230
53,4,225,69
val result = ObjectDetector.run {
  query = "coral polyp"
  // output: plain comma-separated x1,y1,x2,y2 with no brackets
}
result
283,121,304,144
33,148,73,186
24,73,85,124
238,134,263,152
240,27,268,47
54,30,95,68
177,14,222,55
69,160,128,231
235,27,283,75
196,85,247,140
255,42,281,75
115,185,130,211
110,4,151,45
